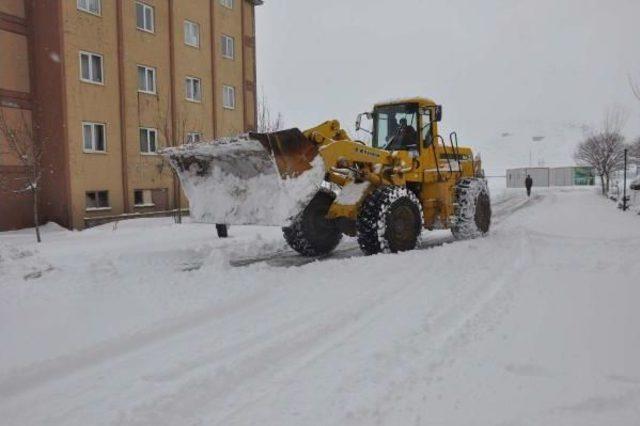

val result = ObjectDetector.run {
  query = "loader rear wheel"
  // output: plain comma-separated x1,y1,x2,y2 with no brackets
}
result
451,178,492,240
357,186,424,255
283,192,342,257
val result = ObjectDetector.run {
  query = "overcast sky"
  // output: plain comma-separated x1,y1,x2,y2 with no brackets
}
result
256,0,640,172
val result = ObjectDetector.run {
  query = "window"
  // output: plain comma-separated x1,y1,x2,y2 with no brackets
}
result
184,20,200,48
185,77,202,102
77,0,101,15
139,127,158,154
220,0,233,9
82,122,106,152
372,104,419,150
79,51,103,84
187,132,202,144
137,65,156,94
223,85,235,109
136,2,155,33
221,35,234,59
86,191,109,210
134,189,154,207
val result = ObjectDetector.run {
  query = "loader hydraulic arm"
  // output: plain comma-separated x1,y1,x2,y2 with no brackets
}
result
303,120,351,145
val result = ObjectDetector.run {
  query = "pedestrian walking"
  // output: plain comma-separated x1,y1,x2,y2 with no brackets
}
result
525,174,533,197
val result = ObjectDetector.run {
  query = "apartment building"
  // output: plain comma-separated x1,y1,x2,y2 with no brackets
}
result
0,0,262,230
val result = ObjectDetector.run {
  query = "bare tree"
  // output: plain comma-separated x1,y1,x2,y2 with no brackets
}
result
630,74,640,102
155,102,204,224
0,109,44,242
257,90,284,133
574,107,629,195
630,137,640,164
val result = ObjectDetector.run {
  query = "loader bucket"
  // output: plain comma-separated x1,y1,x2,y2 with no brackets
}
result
162,129,326,226
249,128,319,179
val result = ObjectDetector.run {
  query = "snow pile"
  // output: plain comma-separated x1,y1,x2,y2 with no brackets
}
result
334,181,371,205
164,137,326,226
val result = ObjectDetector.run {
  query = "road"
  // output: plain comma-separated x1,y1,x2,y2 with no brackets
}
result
1,188,639,425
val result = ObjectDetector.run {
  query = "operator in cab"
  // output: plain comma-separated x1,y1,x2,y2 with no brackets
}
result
386,117,418,151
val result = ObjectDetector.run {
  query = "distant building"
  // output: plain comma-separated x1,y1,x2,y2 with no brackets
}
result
506,167,595,188
0,0,262,230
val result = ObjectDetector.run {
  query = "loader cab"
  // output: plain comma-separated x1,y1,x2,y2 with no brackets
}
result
370,102,439,152
371,103,418,150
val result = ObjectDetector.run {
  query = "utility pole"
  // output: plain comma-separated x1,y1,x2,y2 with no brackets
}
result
622,149,628,211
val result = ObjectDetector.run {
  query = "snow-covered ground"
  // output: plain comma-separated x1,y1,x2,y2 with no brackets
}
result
1,187,639,425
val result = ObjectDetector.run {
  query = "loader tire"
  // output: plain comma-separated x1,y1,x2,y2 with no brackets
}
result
451,178,491,240
283,192,342,257
357,186,423,255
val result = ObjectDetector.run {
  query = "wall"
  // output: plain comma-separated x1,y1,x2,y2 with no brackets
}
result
119,0,176,219
62,0,126,229
0,0,33,231
215,0,247,135
506,168,549,188
549,167,574,187
0,0,25,18
30,0,73,229
507,167,595,188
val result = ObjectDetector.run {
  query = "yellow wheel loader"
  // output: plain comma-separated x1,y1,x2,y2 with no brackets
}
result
163,97,491,256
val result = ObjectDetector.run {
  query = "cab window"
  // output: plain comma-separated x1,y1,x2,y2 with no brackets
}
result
373,104,419,150
422,121,433,148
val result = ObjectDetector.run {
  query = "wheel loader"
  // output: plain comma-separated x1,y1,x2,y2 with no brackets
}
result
163,97,491,256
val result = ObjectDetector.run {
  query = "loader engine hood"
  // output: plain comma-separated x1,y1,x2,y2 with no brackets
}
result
162,130,327,226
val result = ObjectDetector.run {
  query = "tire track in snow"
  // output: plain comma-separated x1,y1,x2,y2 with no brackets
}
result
211,195,541,423
363,231,535,424
0,191,546,425
116,271,439,425
215,230,535,425
0,284,281,400
0,254,465,424
231,190,538,268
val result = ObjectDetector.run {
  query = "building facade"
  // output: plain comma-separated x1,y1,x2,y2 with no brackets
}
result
506,167,595,188
0,0,261,230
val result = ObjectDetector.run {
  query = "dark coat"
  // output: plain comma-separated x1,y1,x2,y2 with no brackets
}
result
525,177,533,189
387,126,418,150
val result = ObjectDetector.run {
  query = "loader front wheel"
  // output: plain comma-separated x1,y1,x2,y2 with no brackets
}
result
357,186,424,255
283,192,342,257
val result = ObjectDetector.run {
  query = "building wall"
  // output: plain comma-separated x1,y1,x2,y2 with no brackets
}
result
506,168,549,188
549,167,574,187
30,0,74,229
0,0,33,231
0,31,30,93
120,0,176,217
507,167,595,188
0,0,25,18
62,0,126,229
216,0,246,135
0,111,33,231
